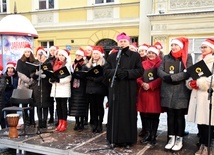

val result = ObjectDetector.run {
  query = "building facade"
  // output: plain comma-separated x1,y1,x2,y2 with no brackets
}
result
0,0,213,61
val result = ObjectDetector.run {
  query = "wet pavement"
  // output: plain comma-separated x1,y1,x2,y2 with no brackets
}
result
0,113,202,155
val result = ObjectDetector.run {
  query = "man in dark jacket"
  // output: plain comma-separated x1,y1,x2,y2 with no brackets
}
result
104,32,144,148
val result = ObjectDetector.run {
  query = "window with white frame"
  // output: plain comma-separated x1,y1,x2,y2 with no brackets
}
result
39,0,54,10
0,0,7,13
188,38,207,63
95,0,114,4
40,41,54,51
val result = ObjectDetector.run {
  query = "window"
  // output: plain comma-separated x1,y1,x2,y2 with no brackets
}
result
40,41,54,51
0,0,7,13
95,0,114,4
39,0,54,10
188,38,206,63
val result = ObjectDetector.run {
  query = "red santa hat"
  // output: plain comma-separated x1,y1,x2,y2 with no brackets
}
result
171,37,189,68
6,62,16,69
116,32,130,41
201,38,214,49
36,46,49,58
49,46,59,51
75,48,85,57
57,49,70,59
154,42,163,50
23,43,33,54
147,46,159,55
93,46,104,57
138,43,149,51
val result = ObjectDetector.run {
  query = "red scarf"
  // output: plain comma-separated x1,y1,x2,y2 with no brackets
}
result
53,60,63,71
171,49,187,68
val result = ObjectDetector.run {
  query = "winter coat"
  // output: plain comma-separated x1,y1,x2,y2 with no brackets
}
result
3,71,18,107
69,60,87,117
157,53,192,109
50,63,72,98
30,60,52,108
186,53,214,125
136,57,162,113
16,59,33,89
104,46,144,144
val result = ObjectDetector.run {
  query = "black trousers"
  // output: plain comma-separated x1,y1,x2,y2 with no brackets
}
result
167,108,186,137
88,94,105,124
198,124,214,147
55,98,68,120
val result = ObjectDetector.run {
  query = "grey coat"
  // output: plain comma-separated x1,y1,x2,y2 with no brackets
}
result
157,53,192,109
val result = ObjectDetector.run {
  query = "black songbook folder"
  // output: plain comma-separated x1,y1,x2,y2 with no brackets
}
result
187,60,212,80
143,68,158,83
44,66,70,79
25,62,52,72
77,65,103,77
164,61,180,74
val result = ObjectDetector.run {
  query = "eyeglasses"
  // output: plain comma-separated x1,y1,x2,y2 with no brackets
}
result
199,46,208,50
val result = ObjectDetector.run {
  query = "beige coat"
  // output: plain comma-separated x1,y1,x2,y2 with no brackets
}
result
186,54,214,125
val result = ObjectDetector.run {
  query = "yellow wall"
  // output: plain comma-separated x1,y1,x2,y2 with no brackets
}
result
59,10,87,22
58,0,87,8
120,6,139,18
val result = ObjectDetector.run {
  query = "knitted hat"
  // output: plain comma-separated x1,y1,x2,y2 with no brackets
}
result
57,49,70,59
23,43,33,53
147,46,159,55
6,62,16,69
75,48,85,57
116,32,130,41
36,46,49,58
138,43,149,51
201,38,214,49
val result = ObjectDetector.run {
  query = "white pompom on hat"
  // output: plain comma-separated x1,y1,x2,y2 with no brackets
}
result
201,38,214,49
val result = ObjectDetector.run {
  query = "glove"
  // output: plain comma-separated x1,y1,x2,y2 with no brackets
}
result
35,70,43,75
189,80,198,89
117,70,128,80
163,75,172,83
40,74,46,79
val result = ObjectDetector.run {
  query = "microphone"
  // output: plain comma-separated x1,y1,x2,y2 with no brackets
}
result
116,47,122,60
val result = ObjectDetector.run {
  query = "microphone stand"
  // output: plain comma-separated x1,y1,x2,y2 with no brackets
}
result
207,63,214,155
34,54,53,142
89,48,122,153
109,48,122,149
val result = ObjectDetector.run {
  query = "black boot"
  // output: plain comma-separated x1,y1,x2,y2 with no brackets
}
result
92,121,98,133
74,117,80,130
30,108,36,127
140,119,151,143
79,117,84,130
96,120,103,133
38,120,43,128
149,119,159,145
42,120,47,128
